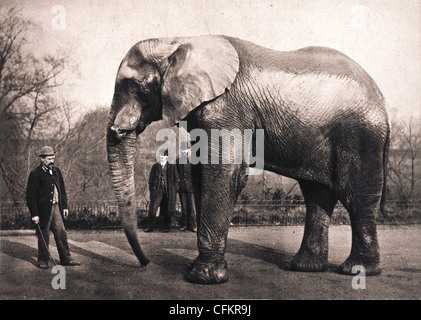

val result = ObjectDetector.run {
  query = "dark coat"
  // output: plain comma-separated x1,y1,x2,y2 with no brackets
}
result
176,158,194,193
26,164,68,228
148,162,179,213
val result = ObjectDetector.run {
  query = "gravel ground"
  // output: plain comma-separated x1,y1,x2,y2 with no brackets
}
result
1,224,420,300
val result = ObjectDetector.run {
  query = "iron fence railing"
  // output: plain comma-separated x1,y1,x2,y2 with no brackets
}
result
1,199,420,230
232,199,421,226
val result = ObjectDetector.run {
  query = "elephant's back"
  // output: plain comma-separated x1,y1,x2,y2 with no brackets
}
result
224,36,383,103
288,46,375,88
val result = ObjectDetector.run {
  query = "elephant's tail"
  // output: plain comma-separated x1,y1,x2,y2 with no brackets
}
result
380,124,390,217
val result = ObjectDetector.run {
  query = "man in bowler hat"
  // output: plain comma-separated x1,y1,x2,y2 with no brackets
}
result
145,149,179,233
26,146,80,269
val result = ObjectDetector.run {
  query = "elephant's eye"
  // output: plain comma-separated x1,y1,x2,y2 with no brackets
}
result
122,79,148,99
122,78,139,92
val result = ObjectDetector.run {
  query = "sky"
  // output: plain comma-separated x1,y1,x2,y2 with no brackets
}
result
3,0,421,120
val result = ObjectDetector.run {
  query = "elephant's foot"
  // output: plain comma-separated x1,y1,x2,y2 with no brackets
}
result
188,255,227,271
286,251,328,272
186,256,228,284
337,256,381,276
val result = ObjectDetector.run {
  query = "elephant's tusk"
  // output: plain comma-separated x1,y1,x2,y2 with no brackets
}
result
111,125,130,139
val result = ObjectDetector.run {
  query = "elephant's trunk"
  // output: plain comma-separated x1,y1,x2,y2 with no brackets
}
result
106,124,149,266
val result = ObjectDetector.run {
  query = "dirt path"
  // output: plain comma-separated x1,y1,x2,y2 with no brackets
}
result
1,225,420,300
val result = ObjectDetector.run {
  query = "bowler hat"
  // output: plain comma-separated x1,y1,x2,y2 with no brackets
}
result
158,148,169,156
39,146,55,157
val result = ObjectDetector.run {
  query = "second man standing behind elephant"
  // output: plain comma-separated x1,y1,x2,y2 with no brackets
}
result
177,146,197,232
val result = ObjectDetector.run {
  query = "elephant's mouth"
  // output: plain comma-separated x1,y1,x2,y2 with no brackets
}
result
110,126,135,139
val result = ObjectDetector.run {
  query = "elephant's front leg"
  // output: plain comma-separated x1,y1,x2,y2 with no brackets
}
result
186,164,247,284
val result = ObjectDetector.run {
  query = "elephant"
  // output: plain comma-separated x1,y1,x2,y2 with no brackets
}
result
106,35,390,284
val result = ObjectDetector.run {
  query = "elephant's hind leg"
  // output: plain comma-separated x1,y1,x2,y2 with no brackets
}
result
335,142,383,276
287,181,337,272
338,194,382,276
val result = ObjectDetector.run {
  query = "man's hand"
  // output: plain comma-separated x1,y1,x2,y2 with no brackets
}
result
32,216,40,224
63,209,69,219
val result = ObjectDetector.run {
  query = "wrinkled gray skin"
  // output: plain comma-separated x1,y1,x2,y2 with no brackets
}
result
107,35,390,284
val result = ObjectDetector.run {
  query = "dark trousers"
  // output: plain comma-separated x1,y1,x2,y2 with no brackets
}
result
36,204,71,264
148,187,171,228
179,192,196,229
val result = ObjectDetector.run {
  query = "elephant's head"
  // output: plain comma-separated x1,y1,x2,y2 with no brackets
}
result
106,36,239,265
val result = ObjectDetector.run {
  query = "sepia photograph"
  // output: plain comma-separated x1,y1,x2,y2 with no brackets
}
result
0,0,420,307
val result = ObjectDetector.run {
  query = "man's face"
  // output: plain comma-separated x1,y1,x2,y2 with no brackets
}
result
181,149,189,157
41,155,55,168
160,155,168,163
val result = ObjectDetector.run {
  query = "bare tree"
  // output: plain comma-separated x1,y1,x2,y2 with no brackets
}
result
57,107,111,200
0,7,69,203
388,115,421,202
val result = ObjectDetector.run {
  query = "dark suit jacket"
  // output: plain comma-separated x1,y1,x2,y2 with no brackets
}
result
26,164,68,228
176,158,194,193
148,162,179,213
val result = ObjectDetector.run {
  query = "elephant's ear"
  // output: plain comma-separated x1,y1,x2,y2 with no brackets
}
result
160,36,239,125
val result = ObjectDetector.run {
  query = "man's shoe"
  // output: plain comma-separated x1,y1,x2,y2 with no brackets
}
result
179,226,187,231
144,226,154,232
62,260,81,266
38,262,48,269
187,227,197,233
